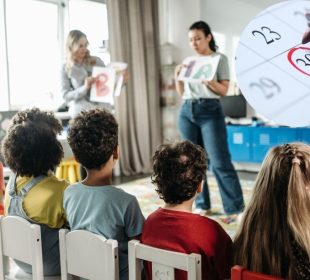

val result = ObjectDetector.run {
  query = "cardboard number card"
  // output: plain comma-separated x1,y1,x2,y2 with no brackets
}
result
178,55,220,82
90,66,116,105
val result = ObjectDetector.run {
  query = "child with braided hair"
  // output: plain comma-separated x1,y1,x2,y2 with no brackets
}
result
234,142,310,279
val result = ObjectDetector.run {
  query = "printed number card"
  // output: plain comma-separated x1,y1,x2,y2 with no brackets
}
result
90,66,116,105
236,0,310,127
178,55,220,82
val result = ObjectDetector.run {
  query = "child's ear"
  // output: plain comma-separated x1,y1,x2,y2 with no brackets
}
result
197,181,203,193
113,145,119,161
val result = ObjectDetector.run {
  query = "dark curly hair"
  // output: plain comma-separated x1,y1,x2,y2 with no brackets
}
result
11,107,62,134
151,141,207,204
67,108,118,169
1,122,63,177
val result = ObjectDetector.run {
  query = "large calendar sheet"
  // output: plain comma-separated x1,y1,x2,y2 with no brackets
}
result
236,0,310,127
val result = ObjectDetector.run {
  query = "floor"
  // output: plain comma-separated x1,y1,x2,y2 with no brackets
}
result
113,170,258,185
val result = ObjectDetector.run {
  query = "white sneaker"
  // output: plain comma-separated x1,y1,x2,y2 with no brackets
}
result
220,212,243,224
193,208,220,216
193,208,208,216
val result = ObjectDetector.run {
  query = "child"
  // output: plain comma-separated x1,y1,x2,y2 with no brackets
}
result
64,108,145,280
10,107,62,134
1,109,68,276
234,143,310,279
141,141,232,280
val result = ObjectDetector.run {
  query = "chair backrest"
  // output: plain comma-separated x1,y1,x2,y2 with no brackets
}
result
231,265,284,280
128,240,201,280
0,163,4,215
0,215,44,280
59,229,119,280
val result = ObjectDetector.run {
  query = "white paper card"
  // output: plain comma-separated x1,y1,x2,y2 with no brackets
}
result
109,62,128,97
178,55,220,82
90,66,116,104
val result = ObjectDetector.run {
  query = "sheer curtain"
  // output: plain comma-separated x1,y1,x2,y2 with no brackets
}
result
106,0,162,175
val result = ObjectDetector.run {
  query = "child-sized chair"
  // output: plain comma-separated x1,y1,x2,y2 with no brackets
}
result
0,162,4,215
128,240,201,280
231,265,284,280
59,229,119,280
0,215,60,280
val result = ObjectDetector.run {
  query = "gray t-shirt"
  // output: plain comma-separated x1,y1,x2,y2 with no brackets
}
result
61,57,112,117
63,183,145,280
183,52,230,99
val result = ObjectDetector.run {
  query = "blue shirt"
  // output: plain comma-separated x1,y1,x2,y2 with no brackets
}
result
63,183,145,280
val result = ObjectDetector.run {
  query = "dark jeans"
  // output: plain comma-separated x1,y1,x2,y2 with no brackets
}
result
178,99,244,214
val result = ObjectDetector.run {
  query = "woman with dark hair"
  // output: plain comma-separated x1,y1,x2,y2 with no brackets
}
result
175,21,244,222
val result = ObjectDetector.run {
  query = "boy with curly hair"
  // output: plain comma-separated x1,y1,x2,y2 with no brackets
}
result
1,109,68,276
64,108,145,280
141,141,232,280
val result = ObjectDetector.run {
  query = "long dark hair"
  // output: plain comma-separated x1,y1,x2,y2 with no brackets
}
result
189,21,217,52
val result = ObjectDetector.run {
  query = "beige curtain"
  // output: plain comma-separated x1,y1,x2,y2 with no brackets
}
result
106,0,162,175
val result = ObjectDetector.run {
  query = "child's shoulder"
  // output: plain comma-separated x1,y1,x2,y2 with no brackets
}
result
47,175,69,187
64,184,136,198
198,215,231,240
107,186,138,201
29,174,69,190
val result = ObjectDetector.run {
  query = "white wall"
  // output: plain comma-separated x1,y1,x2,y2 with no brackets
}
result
158,0,201,63
158,0,282,118
159,0,281,70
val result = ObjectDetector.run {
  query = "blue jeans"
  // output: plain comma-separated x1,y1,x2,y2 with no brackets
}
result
178,99,244,214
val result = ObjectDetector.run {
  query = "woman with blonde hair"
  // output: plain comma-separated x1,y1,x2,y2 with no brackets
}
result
61,30,109,118
234,142,310,279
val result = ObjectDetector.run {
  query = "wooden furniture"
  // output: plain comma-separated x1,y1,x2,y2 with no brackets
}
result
59,229,119,280
128,240,201,280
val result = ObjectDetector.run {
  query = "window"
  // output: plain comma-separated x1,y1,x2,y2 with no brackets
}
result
0,0,110,110
5,0,61,110
68,0,110,64
213,31,226,54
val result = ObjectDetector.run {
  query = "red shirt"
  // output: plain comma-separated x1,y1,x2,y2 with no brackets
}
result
141,208,232,280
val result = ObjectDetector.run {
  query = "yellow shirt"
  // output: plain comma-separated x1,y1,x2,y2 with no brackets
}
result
4,174,69,228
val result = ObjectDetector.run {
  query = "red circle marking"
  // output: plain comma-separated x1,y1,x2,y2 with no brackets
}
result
287,46,310,76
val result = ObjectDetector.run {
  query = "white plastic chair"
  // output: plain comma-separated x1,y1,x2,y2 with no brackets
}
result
0,215,60,280
128,240,201,280
59,229,119,280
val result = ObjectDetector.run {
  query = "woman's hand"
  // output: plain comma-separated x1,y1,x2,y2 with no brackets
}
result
122,69,129,84
84,77,96,90
202,79,229,97
175,64,186,78
175,64,186,96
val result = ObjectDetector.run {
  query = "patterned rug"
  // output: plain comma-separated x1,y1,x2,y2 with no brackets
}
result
117,175,255,238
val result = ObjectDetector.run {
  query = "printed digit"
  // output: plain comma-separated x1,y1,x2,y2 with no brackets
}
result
96,73,109,96
296,54,310,67
249,77,280,99
252,26,281,45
